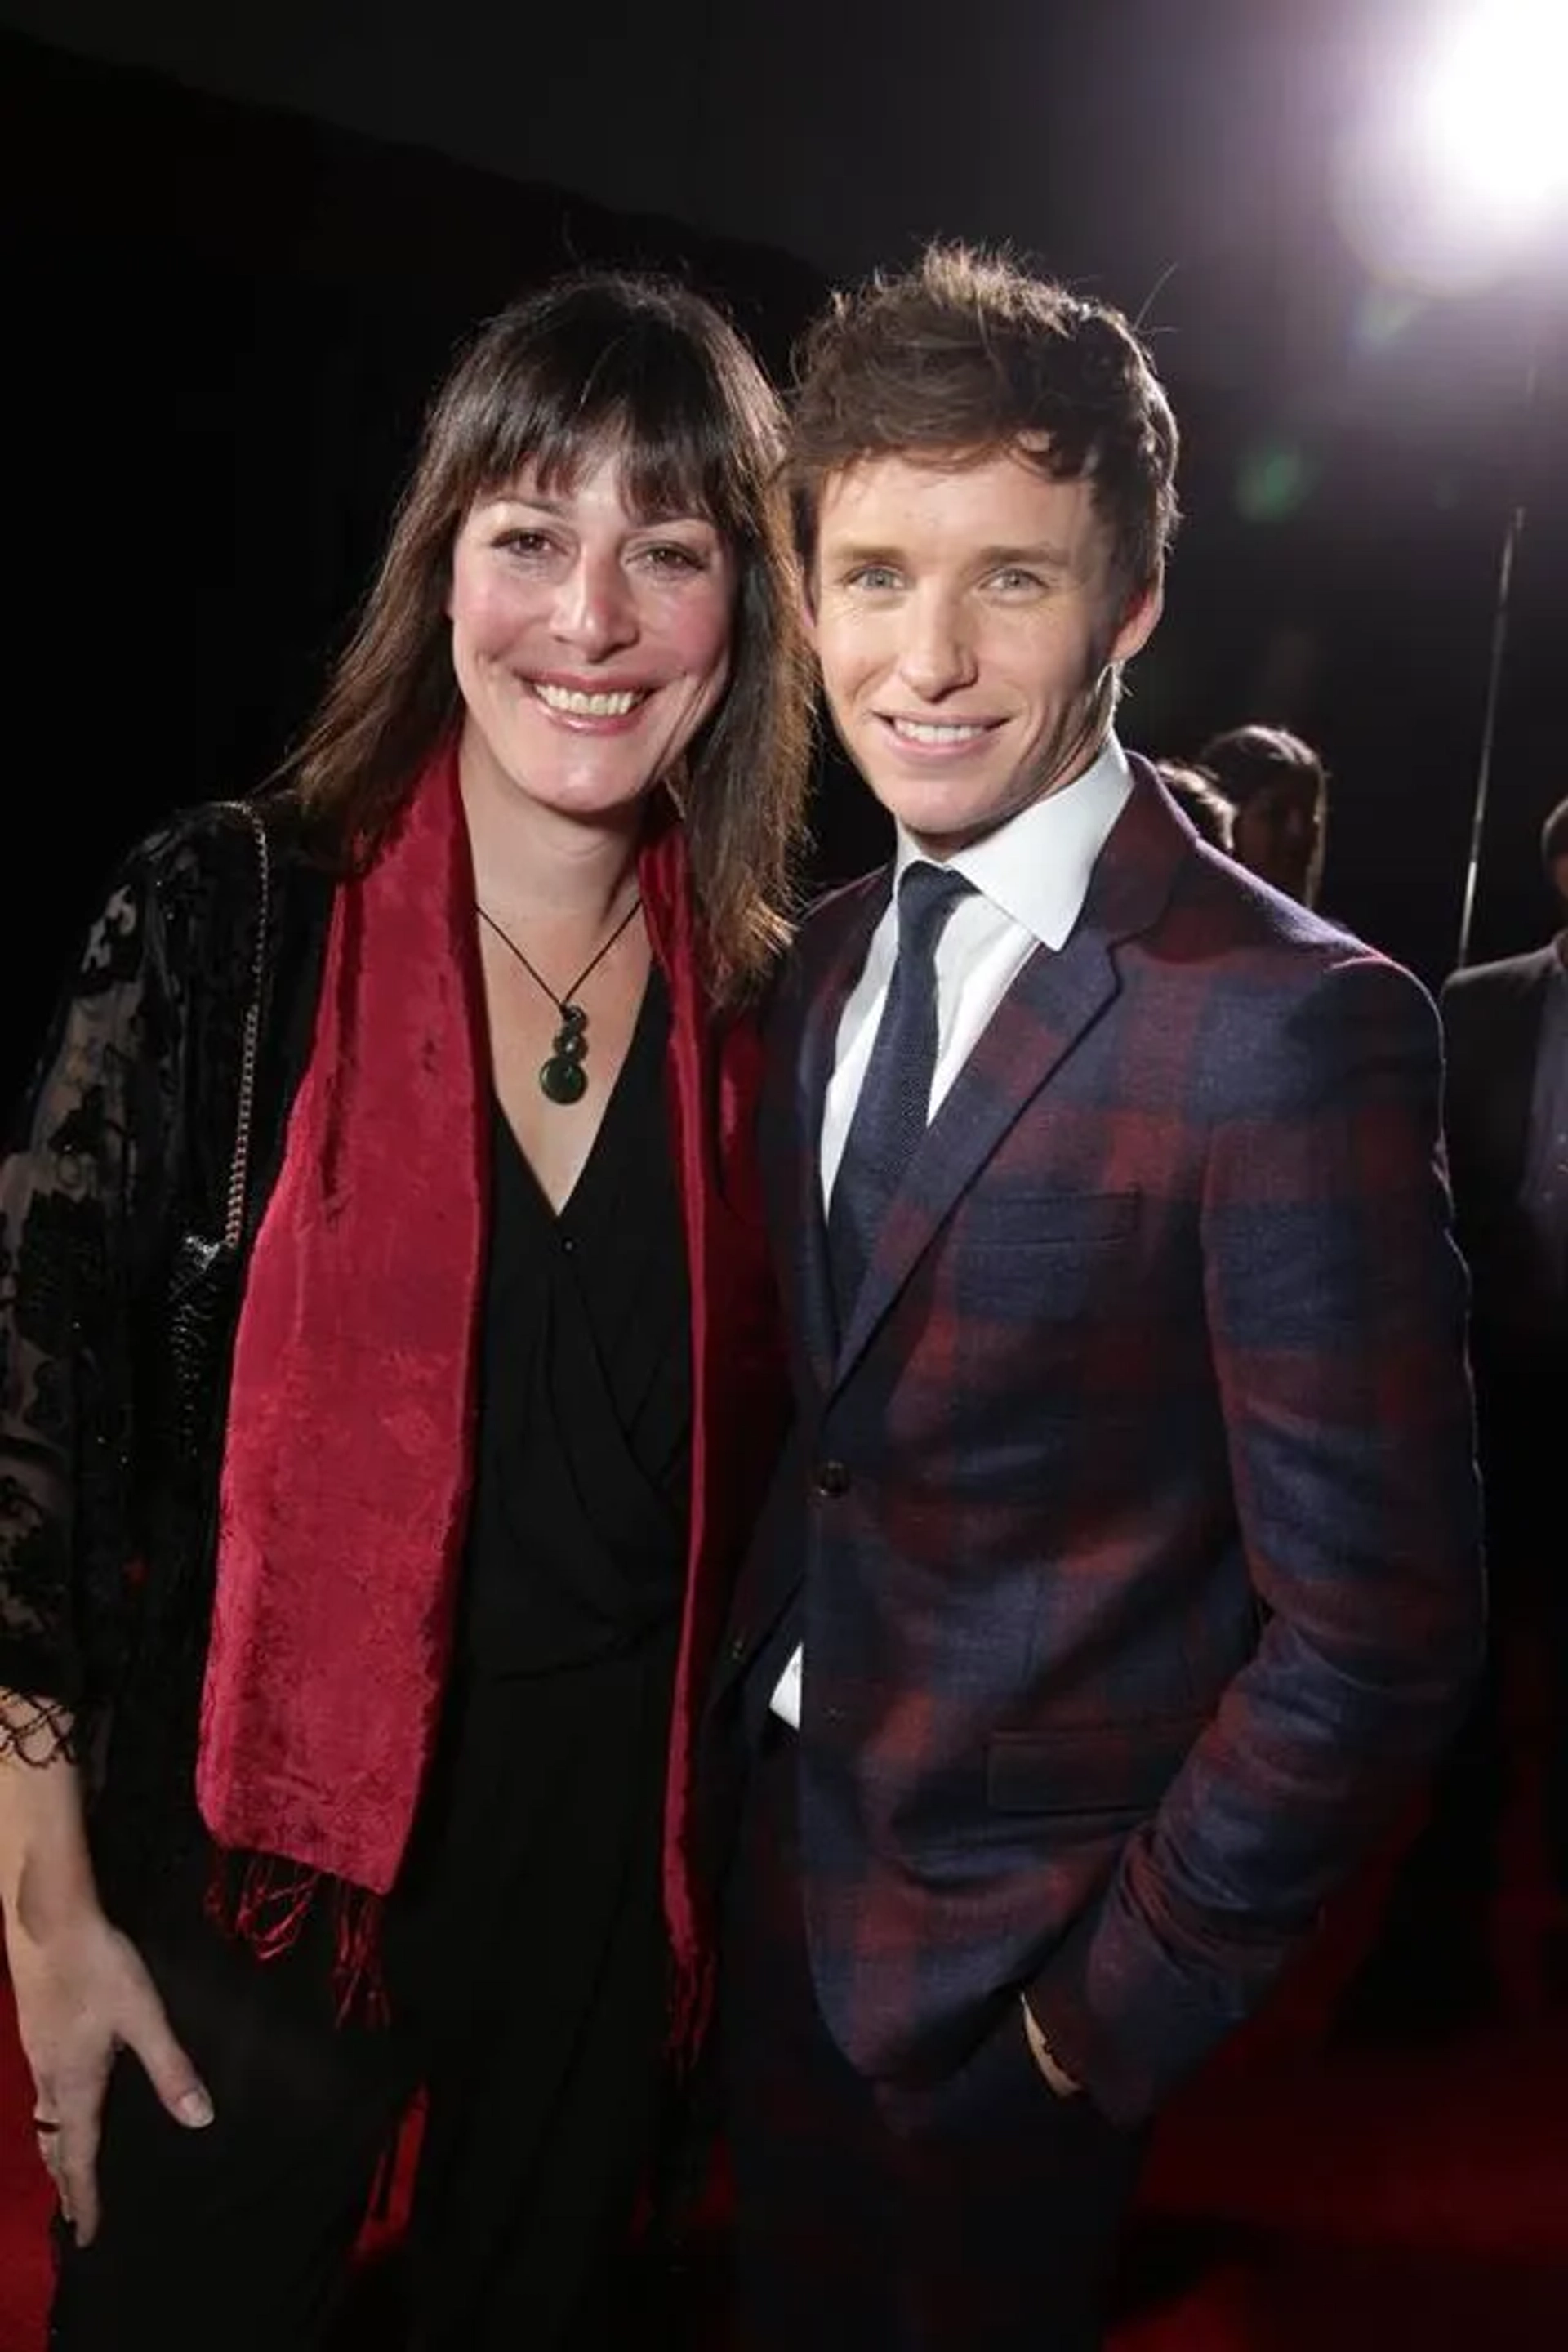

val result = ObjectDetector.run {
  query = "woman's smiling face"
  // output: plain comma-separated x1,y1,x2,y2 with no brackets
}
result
448,444,737,825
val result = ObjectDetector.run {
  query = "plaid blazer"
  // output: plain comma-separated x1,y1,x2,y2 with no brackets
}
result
718,760,1484,2127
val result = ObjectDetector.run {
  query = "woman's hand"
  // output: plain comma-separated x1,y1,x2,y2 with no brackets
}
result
1,1707,213,2247
7,1901,214,2244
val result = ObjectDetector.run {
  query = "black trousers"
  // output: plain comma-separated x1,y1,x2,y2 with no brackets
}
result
1475,1337,1568,1901
1352,1333,1568,2007
50,1647,676,2352
719,1730,1147,2352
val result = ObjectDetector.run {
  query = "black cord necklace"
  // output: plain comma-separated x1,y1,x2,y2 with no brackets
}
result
477,894,643,1104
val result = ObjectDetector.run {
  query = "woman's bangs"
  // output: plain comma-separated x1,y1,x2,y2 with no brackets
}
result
470,322,741,532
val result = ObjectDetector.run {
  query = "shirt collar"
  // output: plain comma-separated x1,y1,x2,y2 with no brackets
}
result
892,734,1134,951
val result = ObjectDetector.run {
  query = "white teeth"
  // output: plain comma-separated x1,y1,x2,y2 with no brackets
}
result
534,683,645,717
891,718,990,746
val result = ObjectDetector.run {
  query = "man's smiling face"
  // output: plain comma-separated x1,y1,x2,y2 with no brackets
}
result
808,444,1160,856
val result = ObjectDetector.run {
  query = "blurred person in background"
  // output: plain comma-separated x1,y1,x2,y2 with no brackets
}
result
1152,758,1235,851
1343,794,1568,2034
1200,723,1327,906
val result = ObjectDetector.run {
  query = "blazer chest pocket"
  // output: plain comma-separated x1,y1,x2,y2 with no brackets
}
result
986,1716,1205,1821
964,1191,1140,1256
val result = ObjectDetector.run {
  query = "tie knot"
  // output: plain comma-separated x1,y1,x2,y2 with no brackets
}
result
895,862,970,959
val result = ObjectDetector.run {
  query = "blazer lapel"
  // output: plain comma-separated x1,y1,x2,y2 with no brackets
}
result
831,762,1187,1388
831,922,1117,1383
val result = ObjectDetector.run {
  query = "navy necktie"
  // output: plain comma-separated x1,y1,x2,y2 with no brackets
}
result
827,862,971,1321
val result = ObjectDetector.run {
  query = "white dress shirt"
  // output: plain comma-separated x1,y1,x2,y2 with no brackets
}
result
772,734,1134,1725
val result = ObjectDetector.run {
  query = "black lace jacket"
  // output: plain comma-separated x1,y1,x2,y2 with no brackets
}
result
0,803,331,1851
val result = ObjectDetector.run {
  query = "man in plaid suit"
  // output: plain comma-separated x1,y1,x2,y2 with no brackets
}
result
711,246,1484,2350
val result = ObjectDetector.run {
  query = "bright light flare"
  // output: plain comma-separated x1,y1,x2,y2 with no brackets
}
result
1336,0,1568,295
1414,1,1568,234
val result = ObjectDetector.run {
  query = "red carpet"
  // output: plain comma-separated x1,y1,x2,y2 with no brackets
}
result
5,1655,1566,2349
0,1992,51,2352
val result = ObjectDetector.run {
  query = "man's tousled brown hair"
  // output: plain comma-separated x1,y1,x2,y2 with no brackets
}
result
787,243,1179,597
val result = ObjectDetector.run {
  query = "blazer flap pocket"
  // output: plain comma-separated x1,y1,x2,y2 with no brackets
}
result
986,1717,1205,1816
969,1192,1139,1250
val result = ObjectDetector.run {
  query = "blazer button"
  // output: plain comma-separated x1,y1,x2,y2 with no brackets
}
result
814,1459,851,1498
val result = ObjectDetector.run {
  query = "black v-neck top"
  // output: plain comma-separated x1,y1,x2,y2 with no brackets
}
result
459,970,692,1673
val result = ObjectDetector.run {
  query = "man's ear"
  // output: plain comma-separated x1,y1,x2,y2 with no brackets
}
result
797,565,820,652
1110,568,1164,666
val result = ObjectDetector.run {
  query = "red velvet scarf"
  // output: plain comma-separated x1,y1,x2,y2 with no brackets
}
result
196,739,488,1955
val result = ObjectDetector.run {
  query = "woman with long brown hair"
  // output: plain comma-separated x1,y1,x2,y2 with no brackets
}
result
0,269,809,2349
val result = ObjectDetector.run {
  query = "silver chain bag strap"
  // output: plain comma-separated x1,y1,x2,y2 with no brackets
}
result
165,800,271,1462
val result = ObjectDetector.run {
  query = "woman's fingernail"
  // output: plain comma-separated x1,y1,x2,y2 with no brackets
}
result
177,2089,214,2127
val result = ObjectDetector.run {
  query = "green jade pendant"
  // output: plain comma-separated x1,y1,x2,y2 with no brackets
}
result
539,1002,589,1103
476,891,640,1110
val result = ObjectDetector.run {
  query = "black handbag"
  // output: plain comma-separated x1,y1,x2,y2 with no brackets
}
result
165,800,271,1463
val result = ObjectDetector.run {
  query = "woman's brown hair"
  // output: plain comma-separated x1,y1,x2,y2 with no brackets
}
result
282,271,813,1000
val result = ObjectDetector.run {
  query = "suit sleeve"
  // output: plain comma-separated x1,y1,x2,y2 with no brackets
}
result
1435,969,1486,1232
1437,963,1540,1290
1024,951,1486,2123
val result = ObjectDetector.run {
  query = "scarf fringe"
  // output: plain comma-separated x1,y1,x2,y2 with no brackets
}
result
204,1850,390,2027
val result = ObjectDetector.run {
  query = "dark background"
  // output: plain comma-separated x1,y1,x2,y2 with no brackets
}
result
3,1,1565,1108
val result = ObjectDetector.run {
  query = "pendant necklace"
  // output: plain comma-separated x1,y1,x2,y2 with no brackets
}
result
476,893,643,1105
